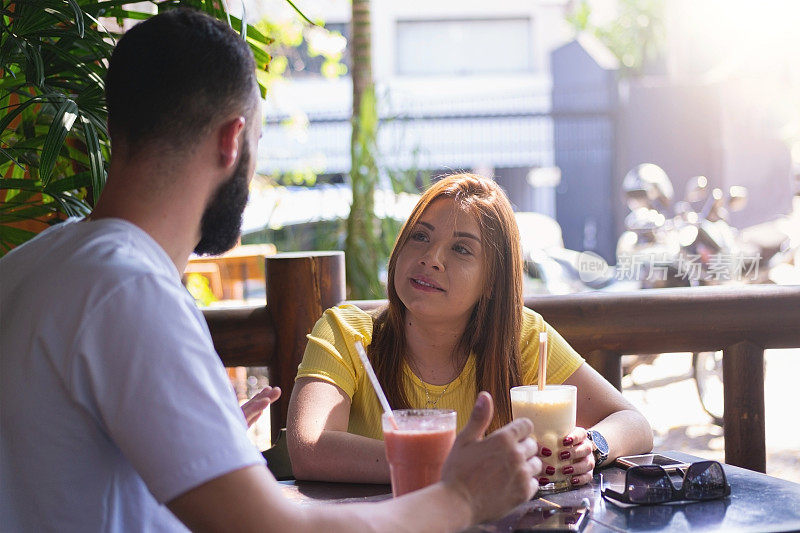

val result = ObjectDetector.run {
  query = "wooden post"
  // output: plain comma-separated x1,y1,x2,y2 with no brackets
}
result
722,341,766,472
585,350,622,391
266,252,346,440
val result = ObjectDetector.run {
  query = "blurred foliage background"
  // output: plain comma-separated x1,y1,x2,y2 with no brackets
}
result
0,0,297,256
566,0,666,76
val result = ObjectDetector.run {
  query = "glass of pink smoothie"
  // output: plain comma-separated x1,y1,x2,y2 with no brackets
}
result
382,409,457,497
511,385,577,493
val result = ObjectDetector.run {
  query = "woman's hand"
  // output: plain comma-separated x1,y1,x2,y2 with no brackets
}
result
559,427,594,487
537,426,594,488
241,386,281,428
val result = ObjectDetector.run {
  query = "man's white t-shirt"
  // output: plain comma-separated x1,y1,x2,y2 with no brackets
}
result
0,218,265,531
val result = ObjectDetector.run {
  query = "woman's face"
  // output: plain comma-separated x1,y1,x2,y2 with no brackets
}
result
394,197,487,326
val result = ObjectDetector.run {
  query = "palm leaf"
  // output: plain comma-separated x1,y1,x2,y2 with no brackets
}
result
65,0,85,38
283,0,317,26
39,98,79,186
0,96,47,134
80,115,104,203
23,43,45,87
0,178,43,192
54,191,91,216
0,225,38,250
44,172,93,193
0,146,26,171
104,10,152,22
0,205,54,224
80,11,118,46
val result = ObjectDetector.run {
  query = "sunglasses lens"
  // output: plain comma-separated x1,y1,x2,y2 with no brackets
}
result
684,462,727,500
627,466,673,504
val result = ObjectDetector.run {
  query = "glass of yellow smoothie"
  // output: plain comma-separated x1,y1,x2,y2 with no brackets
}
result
511,384,577,494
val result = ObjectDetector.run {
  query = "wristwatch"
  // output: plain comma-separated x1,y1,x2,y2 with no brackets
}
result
586,429,609,468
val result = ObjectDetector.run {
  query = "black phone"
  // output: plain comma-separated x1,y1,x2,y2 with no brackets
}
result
615,453,691,472
513,506,589,532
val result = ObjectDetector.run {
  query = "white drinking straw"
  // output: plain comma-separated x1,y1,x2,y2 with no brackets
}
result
538,331,548,391
355,340,398,430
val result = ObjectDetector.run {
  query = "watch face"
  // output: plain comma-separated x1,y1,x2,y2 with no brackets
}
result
589,430,609,453
588,431,609,468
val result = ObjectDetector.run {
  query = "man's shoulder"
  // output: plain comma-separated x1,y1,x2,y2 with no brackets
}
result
2,218,180,310
79,218,174,273
61,218,173,278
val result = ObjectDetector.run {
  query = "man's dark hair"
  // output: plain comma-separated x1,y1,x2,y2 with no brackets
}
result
105,8,257,154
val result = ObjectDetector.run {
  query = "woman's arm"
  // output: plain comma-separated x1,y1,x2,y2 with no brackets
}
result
566,362,653,460
542,363,653,487
287,377,390,483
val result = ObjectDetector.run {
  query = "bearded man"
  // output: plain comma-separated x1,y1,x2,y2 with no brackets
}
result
0,8,540,532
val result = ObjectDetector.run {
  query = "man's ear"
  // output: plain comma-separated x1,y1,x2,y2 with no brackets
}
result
218,116,246,168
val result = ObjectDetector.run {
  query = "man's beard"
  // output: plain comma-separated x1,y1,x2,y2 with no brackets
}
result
194,143,251,256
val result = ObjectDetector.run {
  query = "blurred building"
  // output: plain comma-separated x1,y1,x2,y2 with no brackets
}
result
256,0,575,220
619,0,799,230
250,0,798,262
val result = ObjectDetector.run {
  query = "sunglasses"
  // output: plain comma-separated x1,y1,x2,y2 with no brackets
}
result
602,461,731,505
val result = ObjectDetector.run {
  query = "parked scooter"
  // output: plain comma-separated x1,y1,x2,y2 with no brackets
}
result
516,212,618,296
616,164,760,426
617,166,757,289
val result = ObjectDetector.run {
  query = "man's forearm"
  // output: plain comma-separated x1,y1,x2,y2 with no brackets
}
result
304,481,473,533
169,464,471,533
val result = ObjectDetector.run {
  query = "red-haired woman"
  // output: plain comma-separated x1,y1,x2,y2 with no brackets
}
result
287,174,653,485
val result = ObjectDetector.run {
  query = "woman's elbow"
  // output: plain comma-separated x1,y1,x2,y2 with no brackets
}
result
635,410,655,453
290,458,317,481
287,433,317,480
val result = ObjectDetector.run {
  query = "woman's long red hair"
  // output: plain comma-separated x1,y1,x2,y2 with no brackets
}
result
369,174,524,432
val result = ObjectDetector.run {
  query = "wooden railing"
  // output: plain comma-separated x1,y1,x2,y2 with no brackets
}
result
203,251,800,473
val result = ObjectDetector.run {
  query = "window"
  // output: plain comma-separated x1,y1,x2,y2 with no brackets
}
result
396,18,532,76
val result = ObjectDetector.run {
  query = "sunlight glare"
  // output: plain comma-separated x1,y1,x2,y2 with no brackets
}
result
693,0,800,77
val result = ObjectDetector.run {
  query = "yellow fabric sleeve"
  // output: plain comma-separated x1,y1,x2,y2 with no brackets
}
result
519,307,585,385
294,305,584,440
295,304,374,400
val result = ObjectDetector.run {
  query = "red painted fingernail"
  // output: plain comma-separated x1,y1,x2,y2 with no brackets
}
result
545,465,556,475
559,450,571,460
541,447,552,457
563,436,574,446
563,466,574,475
572,476,580,485
539,477,550,485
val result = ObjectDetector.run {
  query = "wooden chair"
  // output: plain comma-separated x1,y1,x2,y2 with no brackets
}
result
262,428,293,480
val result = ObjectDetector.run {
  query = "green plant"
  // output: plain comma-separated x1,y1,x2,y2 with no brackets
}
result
346,86,382,299
566,0,666,76
345,0,382,299
0,0,275,256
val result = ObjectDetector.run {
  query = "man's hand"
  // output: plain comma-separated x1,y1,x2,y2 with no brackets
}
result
241,386,281,428
440,392,541,525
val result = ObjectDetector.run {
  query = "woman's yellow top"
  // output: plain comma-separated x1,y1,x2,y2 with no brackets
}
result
295,304,584,440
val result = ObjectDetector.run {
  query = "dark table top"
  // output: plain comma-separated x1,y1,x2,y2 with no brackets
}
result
279,451,800,532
